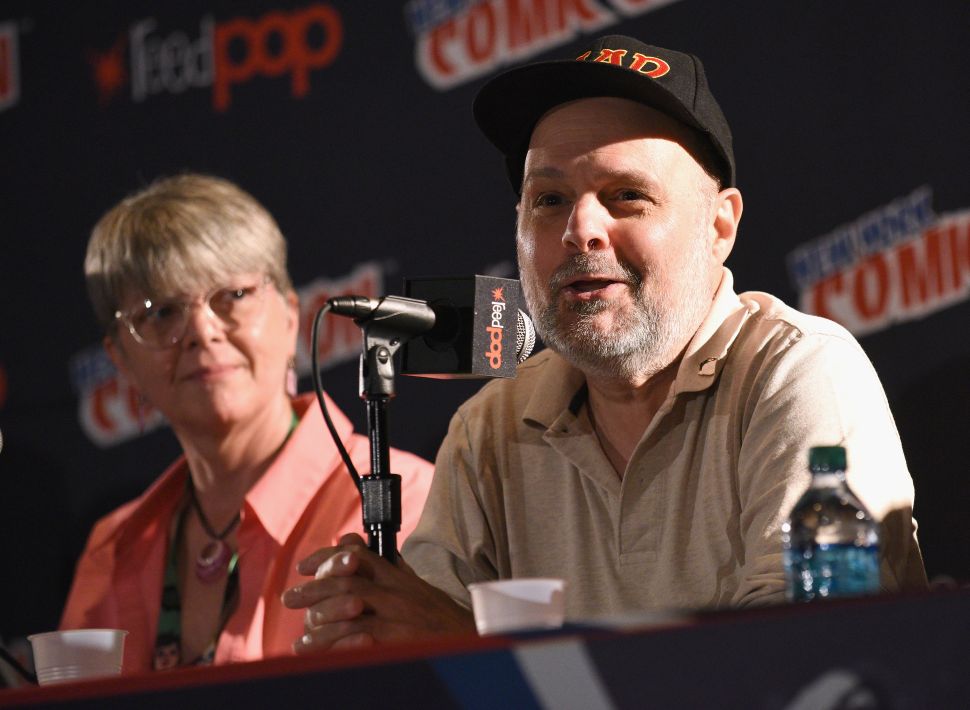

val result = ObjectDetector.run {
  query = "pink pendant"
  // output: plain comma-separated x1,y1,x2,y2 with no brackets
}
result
196,539,232,583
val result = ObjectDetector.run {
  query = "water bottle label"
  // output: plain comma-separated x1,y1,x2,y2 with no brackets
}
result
784,543,879,601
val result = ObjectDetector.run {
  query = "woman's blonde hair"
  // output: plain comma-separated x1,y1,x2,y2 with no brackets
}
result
85,173,293,333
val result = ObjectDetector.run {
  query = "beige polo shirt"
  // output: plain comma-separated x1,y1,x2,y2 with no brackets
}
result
403,269,927,621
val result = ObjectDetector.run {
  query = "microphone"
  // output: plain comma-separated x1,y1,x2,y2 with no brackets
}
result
328,276,537,378
328,295,438,337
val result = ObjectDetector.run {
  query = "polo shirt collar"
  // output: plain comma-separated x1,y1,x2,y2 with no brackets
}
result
522,350,588,431
670,267,753,395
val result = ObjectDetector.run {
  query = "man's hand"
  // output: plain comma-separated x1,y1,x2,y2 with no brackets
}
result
281,533,476,652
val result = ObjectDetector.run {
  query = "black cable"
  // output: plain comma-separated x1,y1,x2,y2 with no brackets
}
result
311,303,361,490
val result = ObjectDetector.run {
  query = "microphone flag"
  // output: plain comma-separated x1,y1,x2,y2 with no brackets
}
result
401,275,532,379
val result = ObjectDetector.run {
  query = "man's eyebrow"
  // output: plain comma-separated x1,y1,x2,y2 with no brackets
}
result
522,166,564,183
600,168,655,186
524,166,656,188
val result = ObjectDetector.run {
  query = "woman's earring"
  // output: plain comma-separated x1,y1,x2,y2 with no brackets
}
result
286,356,297,397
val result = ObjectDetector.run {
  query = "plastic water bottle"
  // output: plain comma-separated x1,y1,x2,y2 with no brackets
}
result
781,446,880,601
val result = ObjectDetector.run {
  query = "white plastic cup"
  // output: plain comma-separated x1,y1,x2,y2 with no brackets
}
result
468,578,566,636
28,629,127,685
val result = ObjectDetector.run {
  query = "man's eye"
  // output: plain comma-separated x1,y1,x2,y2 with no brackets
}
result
617,189,644,201
534,193,564,208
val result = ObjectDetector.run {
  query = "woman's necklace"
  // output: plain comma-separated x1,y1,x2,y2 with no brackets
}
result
186,479,241,584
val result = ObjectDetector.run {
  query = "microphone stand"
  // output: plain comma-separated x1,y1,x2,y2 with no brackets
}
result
357,319,405,564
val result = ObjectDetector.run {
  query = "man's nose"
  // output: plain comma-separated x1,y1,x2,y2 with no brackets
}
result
561,195,610,252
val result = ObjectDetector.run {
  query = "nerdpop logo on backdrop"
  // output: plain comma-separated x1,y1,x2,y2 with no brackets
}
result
87,3,342,111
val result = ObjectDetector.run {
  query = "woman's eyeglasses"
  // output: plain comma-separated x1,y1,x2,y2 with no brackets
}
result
114,276,273,350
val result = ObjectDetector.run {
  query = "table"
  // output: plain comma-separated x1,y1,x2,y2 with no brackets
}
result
2,588,967,709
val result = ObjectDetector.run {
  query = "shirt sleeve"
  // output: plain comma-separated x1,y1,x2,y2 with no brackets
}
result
401,408,498,610
731,327,927,607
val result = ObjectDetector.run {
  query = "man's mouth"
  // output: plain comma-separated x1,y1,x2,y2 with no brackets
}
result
566,278,615,293
560,276,625,299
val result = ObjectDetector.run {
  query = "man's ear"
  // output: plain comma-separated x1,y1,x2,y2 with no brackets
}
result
711,187,743,265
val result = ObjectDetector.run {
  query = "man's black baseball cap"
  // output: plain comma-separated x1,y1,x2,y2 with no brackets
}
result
473,35,735,191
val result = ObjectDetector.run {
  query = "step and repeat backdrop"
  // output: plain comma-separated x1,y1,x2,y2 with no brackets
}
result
1,0,967,639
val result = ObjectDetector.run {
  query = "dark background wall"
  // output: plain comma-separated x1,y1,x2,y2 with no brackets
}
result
1,0,967,641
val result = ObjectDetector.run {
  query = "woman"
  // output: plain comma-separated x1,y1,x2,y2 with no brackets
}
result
60,174,435,672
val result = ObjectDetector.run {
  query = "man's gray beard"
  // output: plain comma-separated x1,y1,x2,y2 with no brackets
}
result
526,254,705,381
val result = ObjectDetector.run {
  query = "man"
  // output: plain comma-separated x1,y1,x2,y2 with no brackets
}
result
283,35,927,649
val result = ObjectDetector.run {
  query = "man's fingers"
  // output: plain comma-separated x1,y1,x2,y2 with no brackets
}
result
285,536,478,653
281,582,316,609
294,533,368,576
331,633,376,650
281,568,364,608
285,551,364,607
394,554,416,576
295,546,339,576
304,593,366,628
336,532,367,547
315,550,359,579
292,619,375,654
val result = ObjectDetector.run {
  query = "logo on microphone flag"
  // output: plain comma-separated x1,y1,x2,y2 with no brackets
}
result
485,286,508,370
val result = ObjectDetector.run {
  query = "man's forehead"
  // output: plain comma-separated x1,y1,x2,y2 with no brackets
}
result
524,96,718,191
529,97,695,149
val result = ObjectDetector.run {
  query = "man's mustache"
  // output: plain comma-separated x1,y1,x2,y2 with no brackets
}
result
547,253,642,293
